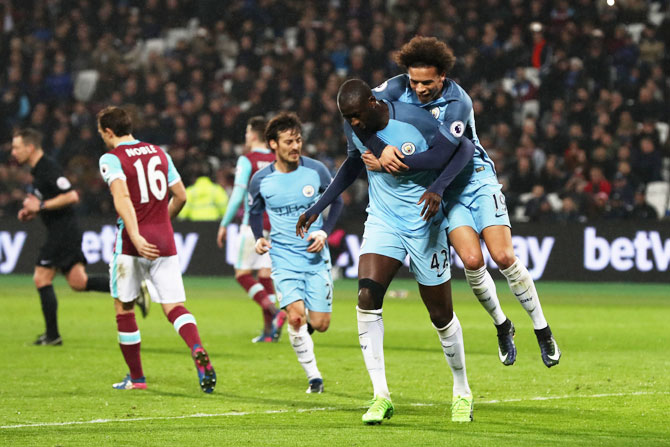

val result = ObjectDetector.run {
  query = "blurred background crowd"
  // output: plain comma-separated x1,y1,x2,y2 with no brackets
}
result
1,0,669,222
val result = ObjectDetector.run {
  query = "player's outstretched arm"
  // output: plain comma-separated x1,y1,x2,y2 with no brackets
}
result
168,180,187,219
110,179,160,260
296,156,363,238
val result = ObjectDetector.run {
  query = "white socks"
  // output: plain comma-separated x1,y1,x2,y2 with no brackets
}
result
464,266,507,325
288,323,321,381
501,258,548,330
434,315,471,397
357,306,390,399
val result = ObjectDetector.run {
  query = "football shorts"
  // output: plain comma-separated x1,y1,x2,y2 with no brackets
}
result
272,267,333,313
234,224,272,270
360,215,451,286
110,254,186,304
443,176,511,234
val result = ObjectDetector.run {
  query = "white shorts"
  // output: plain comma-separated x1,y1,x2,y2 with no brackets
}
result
110,254,186,304
234,224,272,270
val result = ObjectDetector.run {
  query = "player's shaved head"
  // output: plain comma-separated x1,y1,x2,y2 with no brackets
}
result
395,36,455,75
337,79,372,113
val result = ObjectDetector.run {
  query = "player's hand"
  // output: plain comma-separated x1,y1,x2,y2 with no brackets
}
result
418,191,442,221
296,213,318,238
130,234,160,260
306,230,327,253
23,194,41,213
255,237,271,254
216,226,226,249
361,150,383,172
379,145,408,174
17,208,35,222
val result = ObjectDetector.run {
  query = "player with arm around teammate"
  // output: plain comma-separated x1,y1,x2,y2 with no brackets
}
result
297,79,477,424
248,112,343,394
97,106,216,392
11,128,111,346
216,116,286,343
361,36,561,368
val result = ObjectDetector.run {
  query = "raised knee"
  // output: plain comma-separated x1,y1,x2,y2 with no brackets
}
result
288,313,304,330
358,278,387,309
69,280,87,292
461,254,484,271
492,251,516,270
313,320,330,332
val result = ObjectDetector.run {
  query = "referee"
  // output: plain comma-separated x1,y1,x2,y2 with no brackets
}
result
11,128,113,345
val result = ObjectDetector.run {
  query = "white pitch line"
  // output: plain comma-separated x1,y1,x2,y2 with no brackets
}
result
2,391,667,430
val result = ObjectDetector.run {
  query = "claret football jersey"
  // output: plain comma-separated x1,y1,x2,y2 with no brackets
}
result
99,140,180,257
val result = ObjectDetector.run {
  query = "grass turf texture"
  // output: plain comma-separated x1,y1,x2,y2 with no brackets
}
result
1,275,669,446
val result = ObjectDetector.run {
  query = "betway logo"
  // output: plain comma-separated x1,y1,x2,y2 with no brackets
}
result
584,227,670,272
0,231,27,273
82,225,199,273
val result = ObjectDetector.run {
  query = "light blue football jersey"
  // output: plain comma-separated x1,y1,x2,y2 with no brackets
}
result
248,156,332,272
343,100,448,236
373,75,497,189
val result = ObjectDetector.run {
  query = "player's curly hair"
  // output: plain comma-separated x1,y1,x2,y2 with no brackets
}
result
394,36,455,75
265,112,302,144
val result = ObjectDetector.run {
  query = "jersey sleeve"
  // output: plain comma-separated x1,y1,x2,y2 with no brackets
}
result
247,171,266,239
49,162,73,193
441,96,473,145
342,121,362,158
164,151,181,186
371,74,408,101
233,156,253,187
314,161,333,193
99,153,126,185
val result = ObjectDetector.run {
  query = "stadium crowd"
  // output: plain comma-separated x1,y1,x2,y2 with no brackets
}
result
1,0,669,222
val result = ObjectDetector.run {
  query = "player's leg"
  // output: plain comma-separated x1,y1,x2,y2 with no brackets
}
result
64,263,110,293
32,265,61,345
358,253,402,424
448,188,516,365
259,266,287,341
418,281,472,421
111,254,145,389
274,269,324,392
236,225,278,340
152,255,216,393
482,225,561,367
407,226,472,422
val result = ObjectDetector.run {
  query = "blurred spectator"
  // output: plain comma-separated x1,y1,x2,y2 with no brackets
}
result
179,163,228,221
630,187,659,220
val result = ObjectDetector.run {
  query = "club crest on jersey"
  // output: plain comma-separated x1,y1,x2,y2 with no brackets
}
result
56,176,71,190
450,120,465,138
401,142,416,155
431,107,440,119
373,81,388,92
302,185,315,197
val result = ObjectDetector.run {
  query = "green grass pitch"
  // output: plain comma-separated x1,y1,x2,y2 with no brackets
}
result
1,275,669,446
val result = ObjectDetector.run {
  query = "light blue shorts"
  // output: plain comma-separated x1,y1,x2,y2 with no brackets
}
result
444,176,511,234
360,216,450,286
271,267,333,313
